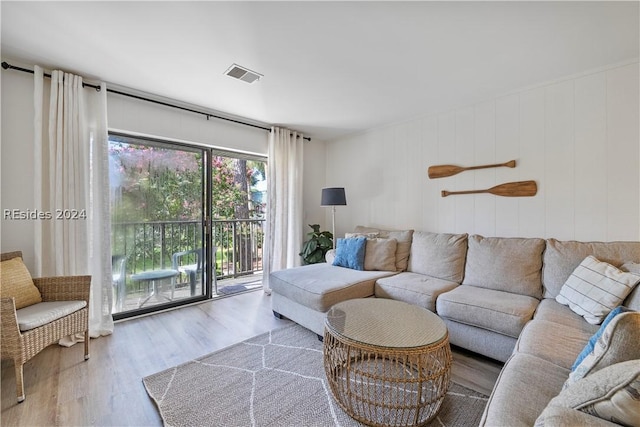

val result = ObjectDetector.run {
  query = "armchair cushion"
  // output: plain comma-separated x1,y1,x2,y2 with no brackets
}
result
1,257,42,309
16,300,87,332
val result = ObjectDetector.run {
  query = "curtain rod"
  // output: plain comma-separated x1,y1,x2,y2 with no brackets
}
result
2,61,311,142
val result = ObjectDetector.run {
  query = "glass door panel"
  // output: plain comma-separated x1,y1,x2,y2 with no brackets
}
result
109,133,208,318
210,155,266,296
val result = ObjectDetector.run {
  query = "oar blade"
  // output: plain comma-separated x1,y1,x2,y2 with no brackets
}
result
428,165,463,179
488,180,537,197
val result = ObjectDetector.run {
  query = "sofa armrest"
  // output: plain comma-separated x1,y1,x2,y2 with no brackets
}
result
325,249,336,264
34,275,91,304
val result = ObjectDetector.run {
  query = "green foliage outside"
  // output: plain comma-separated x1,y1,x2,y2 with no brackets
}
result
109,140,266,281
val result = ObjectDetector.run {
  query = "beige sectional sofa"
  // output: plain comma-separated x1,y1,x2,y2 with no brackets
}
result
269,227,640,426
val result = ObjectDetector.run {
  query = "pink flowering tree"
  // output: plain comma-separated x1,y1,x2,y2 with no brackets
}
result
109,143,246,222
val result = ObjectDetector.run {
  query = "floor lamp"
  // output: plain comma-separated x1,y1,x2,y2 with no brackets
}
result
321,187,347,249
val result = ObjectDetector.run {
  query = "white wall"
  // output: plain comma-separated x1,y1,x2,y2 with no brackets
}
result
1,70,37,267
107,92,269,156
326,62,640,242
0,69,328,268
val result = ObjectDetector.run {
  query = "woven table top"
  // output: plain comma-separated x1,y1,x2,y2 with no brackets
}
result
325,298,447,349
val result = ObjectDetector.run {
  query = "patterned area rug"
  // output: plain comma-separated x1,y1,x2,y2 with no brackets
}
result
143,324,488,427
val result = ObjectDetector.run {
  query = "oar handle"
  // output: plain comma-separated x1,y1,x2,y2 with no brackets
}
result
442,189,487,197
467,160,516,172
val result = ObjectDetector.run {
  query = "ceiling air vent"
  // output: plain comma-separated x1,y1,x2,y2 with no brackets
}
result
224,64,263,84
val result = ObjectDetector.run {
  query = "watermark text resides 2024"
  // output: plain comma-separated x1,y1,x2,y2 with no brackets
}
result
3,209,87,220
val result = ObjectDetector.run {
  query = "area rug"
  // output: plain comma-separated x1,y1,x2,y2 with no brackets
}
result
143,324,488,427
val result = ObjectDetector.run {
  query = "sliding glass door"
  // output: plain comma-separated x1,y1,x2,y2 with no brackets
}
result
109,133,209,318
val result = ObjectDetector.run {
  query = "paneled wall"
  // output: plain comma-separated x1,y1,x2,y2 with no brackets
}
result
325,62,639,241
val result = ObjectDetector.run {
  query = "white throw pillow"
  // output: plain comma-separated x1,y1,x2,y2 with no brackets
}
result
555,255,640,324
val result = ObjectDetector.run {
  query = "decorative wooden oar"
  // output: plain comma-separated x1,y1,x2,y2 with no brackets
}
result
441,180,537,198
428,160,516,179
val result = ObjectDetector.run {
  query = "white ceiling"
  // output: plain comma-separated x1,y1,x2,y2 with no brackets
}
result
2,1,638,141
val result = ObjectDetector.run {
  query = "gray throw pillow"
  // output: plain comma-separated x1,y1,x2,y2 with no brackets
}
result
536,360,640,427
565,312,640,388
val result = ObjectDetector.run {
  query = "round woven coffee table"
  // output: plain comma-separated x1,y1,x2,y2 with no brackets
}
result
324,298,451,427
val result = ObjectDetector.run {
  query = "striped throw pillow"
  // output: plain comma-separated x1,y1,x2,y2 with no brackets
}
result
556,255,640,324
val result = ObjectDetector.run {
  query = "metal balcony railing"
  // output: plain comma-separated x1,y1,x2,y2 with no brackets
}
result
112,219,264,294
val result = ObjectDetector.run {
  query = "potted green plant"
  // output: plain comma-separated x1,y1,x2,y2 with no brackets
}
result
299,224,334,264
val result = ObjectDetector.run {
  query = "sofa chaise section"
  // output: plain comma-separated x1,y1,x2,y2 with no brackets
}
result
270,263,396,335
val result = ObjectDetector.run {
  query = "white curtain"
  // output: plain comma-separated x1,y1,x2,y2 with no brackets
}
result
33,66,114,341
262,127,304,293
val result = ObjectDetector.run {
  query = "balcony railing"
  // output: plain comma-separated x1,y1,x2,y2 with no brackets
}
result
112,219,264,295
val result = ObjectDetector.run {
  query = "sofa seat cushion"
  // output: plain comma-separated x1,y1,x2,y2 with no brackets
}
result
480,353,570,427
462,235,545,299
375,272,459,312
437,285,538,338
16,301,87,332
515,320,593,370
534,298,599,334
269,263,396,312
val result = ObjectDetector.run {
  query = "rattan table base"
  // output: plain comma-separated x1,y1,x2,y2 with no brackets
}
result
323,300,452,427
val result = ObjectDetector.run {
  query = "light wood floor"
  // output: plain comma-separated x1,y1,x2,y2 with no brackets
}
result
1,291,503,426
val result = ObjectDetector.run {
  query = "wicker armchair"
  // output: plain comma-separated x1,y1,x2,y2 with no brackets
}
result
1,251,90,403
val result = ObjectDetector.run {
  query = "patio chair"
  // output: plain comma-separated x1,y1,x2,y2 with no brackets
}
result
0,251,90,403
112,255,127,313
172,248,215,297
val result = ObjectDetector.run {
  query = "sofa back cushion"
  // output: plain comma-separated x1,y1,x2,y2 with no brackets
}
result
462,235,545,299
621,262,640,310
354,226,413,271
408,231,467,283
542,239,640,299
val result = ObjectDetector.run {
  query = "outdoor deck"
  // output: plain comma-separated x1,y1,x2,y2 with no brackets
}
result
117,274,263,313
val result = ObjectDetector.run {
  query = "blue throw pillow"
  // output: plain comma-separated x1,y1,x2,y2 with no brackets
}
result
332,237,366,270
571,306,632,371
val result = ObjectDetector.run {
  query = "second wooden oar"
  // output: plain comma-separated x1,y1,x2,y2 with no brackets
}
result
428,160,516,179
441,180,537,197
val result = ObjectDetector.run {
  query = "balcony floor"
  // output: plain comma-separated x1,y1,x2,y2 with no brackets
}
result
115,273,263,314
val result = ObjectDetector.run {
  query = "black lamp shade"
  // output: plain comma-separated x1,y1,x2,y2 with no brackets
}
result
321,187,347,206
